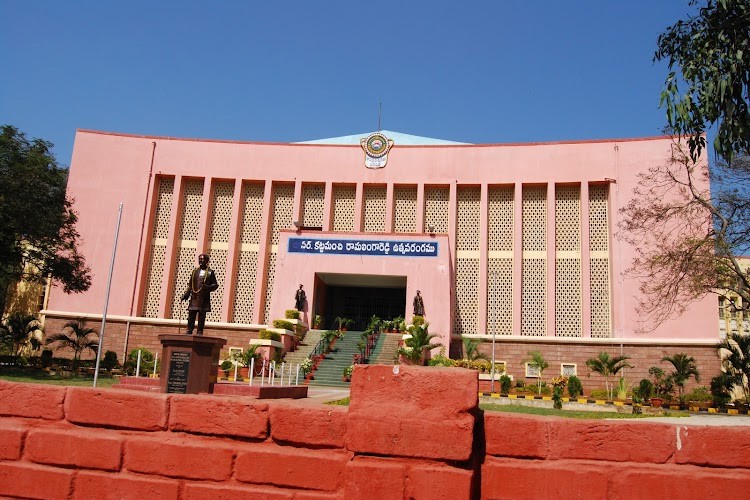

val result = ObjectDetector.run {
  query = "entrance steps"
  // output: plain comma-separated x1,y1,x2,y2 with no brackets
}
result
308,330,362,387
370,333,402,365
283,329,323,366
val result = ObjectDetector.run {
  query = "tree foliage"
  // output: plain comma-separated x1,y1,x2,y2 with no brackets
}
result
0,125,91,316
661,353,701,403
0,313,43,356
656,0,750,161
716,331,750,403
522,350,549,395
621,143,750,325
44,319,98,369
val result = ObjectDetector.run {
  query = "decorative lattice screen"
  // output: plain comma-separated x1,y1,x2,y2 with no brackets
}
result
456,187,480,251
424,186,450,233
488,186,514,252
453,258,479,335
363,185,387,232
141,177,173,318
263,184,294,324
521,186,547,335
555,185,581,337
394,185,417,233
332,185,356,232
232,182,264,323
589,185,611,337
169,179,204,318
205,181,234,322
302,183,325,228
488,258,513,335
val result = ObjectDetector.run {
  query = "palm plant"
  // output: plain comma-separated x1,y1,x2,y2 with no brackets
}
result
585,351,633,400
661,353,700,404
44,319,98,369
462,337,489,362
716,332,750,404
0,313,43,356
522,350,549,395
397,323,441,365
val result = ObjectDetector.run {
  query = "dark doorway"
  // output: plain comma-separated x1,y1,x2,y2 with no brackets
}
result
323,285,406,331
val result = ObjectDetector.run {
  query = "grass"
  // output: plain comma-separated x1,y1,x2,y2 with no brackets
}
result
325,397,350,406
0,369,119,388
480,403,690,419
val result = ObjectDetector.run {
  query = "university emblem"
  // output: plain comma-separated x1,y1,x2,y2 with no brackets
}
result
360,132,394,168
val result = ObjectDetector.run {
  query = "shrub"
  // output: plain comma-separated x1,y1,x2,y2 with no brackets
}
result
412,315,425,326
633,378,654,401
684,386,712,403
220,359,233,371
285,309,300,320
567,375,583,398
710,373,734,407
125,348,154,376
428,354,455,367
343,365,354,378
499,374,512,394
101,350,119,371
40,349,53,368
552,387,564,409
589,389,609,399
259,330,281,342
272,319,295,331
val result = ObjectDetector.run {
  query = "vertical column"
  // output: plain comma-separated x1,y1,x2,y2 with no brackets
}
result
292,179,303,226
158,175,183,317
580,182,591,337
416,182,425,233
546,183,556,336
132,173,159,317
512,182,523,335
221,179,244,322
478,183,489,334
322,180,333,231
197,178,213,256
253,180,274,324
353,182,364,232
385,183,395,232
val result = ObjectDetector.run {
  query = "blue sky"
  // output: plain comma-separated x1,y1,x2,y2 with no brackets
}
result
1,1,695,165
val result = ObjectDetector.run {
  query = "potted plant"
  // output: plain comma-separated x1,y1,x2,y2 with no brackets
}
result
313,315,324,329
334,317,354,332
649,366,675,406
342,364,353,382
301,358,313,380
285,309,300,320
219,359,232,379
397,322,440,366
235,345,262,376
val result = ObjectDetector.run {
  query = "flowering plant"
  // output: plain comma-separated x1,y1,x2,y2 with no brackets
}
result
300,358,313,375
550,376,569,389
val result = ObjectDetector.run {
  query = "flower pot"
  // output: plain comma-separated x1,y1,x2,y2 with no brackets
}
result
650,397,664,408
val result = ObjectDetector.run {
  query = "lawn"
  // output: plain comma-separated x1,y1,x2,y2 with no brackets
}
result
480,402,689,419
0,369,119,388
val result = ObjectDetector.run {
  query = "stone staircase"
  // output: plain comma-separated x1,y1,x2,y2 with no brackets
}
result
283,329,323,367
370,333,402,365
307,331,363,387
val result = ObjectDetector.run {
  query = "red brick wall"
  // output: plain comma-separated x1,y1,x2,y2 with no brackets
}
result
42,316,261,363
468,339,721,393
1,365,748,499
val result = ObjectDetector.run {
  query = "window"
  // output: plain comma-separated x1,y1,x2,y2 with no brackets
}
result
561,363,577,377
525,363,541,378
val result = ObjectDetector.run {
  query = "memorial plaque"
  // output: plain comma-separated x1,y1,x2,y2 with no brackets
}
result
167,350,191,393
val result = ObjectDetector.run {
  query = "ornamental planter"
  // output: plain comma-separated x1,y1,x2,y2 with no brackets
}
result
650,397,664,408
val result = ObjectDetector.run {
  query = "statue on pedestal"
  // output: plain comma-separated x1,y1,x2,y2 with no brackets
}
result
181,253,219,336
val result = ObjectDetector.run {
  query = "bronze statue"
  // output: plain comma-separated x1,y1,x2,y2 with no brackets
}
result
413,290,425,316
294,284,306,311
180,253,219,335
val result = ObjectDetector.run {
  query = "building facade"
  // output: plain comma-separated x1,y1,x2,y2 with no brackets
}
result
43,129,721,384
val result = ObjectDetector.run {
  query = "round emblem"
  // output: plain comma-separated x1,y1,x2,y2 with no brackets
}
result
364,133,390,158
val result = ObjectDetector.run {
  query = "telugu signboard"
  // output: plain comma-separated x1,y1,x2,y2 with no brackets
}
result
288,237,438,257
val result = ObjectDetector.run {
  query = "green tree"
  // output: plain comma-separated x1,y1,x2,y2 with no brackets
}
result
44,319,98,369
656,0,750,162
0,125,91,317
0,312,43,356
716,331,750,403
585,351,633,400
522,350,549,395
661,353,701,404
397,323,441,365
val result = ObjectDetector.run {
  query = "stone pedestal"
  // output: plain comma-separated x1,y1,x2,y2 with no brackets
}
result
158,335,226,394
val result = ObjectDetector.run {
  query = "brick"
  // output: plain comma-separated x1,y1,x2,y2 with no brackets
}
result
294,491,344,499
75,470,180,500
344,456,406,500
608,466,750,499
406,463,474,500
236,443,352,491
346,365,477,460
482,457,609,500
169,394,268,439
0,380,65,419
124,434,234,480
65,387,168,431
484,412,548,458
547,420,674,463
183,483,294,500
26,427,122,471
673,426,750,468
270,402,347,448
0,421,26,460
0,462,74,500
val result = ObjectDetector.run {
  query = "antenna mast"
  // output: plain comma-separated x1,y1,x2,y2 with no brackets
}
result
378,102,382,132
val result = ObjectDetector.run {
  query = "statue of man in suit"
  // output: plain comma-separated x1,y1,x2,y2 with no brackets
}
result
413,290,425,317
180,253,219,336
294,284,306,311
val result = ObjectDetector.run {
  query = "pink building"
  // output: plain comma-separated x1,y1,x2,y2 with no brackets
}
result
43,129,720,383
